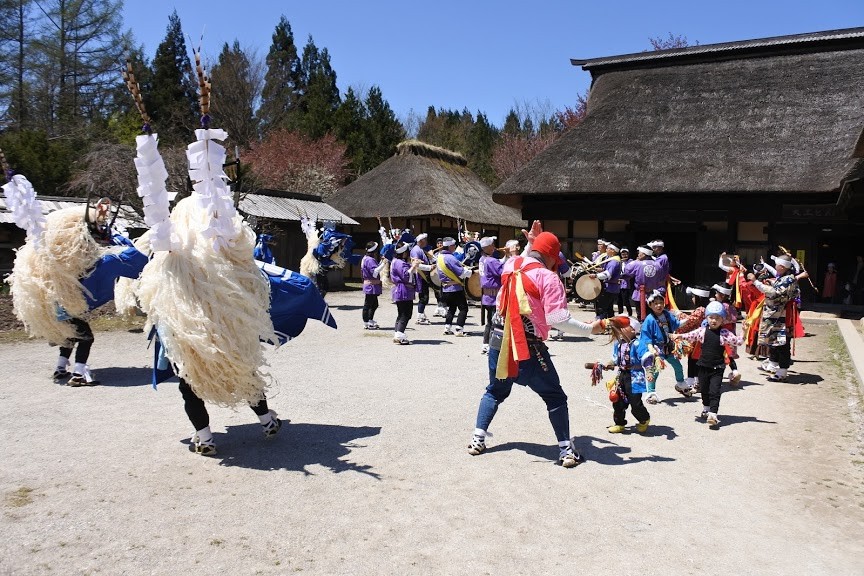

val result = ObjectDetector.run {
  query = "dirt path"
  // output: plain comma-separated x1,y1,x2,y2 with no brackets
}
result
1,292,862,575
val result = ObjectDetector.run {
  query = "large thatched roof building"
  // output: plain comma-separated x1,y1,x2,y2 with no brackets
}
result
327,141,525,261
495,27,864,290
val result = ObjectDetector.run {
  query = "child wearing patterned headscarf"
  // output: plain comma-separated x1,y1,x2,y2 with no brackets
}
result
601,316,653,434
671,301,743,427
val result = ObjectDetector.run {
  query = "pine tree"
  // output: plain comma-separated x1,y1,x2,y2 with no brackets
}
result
30,0,130,136
0,0,33,130
145,10,197,145
258,15,300,132
466,111,498,186
211,40,261,149
362,85,403,172
295,37,339,139
0,129,76,193
332,87,367,178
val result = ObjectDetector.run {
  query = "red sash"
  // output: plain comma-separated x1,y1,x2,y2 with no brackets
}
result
496,257,543,379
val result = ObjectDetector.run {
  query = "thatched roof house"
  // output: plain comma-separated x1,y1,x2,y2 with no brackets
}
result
327,140,525,230
494,27,864,289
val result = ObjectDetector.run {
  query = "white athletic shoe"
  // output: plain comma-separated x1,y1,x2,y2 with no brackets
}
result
645,392,660,404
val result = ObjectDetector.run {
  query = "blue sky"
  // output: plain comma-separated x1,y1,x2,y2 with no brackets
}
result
123,1,863,128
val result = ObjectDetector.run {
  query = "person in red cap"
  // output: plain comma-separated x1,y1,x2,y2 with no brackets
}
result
467,222,603,468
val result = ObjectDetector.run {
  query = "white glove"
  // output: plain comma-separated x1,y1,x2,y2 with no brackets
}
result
460,267,473,279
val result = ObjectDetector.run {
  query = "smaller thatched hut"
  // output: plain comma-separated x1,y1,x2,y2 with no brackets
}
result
326,140,526,277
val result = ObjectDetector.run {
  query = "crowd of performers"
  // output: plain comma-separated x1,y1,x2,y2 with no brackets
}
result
1,59,809,465
349,223,807,466
4,188,808,466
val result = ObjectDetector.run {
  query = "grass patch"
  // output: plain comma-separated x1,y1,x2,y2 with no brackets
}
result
0,314,145,345
5,486,35,508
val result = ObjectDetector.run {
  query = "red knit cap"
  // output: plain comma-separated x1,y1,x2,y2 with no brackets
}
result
532,232,563,266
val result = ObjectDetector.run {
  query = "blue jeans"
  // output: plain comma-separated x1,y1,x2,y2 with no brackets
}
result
475,345,570,442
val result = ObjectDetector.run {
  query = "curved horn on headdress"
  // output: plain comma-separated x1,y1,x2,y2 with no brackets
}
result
83,185,94,226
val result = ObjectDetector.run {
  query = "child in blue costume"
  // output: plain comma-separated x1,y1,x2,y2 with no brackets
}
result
601,316,654,434
640,290,690,404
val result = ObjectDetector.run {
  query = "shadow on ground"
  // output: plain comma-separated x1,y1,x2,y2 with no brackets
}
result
94,366,153,387
576,436,677,465
707,414,777,427
185,422,382,478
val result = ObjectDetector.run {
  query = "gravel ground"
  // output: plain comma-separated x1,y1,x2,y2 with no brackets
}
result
1,291,863,575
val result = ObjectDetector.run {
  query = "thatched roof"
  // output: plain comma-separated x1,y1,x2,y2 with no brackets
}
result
495,27,864,206
326,140,525,227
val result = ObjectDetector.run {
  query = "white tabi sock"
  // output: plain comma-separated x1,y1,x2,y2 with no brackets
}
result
72,362,93,382
473,428,486,438
57,356,70,370
775,368,788,378
195,426,213,443
258,412,275,425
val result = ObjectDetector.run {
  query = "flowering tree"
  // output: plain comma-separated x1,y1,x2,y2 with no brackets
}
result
648,33,694,51
245,129,348,196
490,132,557,183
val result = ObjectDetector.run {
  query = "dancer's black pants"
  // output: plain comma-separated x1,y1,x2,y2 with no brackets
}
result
59,318,94,364
179,378,269,431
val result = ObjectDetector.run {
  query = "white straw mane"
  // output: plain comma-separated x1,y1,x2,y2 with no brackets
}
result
136,197,276,406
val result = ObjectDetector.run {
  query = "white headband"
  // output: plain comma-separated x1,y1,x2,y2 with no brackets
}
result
395,243,410,254
711,283,732,296
415,233,428,242
366,242,378,252
637,246,653,256
480,236,497,248
686,286,711,298
606,243,619,252
441,238,456,247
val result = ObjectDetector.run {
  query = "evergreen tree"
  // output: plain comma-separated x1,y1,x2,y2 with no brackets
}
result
211,40,261,149
332,86,367,178
258,15,300,132
0,0,33,130
30,0,131,136
295,37,340,139
145,10,197,145
466,111,498,186
502,109,521,136
0,129,76,193
362,85,403,172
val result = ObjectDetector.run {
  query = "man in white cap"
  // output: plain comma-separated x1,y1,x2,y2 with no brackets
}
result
754,254,800,381
410,233,435,324
478,236,503,353
360,241,386,329
649,239,680,292
437,237,473,336
589,241,622,320
630,245,660,321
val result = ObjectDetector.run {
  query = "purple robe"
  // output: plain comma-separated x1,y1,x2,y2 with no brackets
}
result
361,255,382,296
599,257,622,294
479,254,504,306
390,258,415,302
631,258,664,301
620,258,638,291
410,244,432,289
437,251,466,293
655,253,670,285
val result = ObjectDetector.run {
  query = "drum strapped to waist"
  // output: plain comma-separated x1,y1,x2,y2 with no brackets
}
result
575,272,604,302
466,271,482,299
